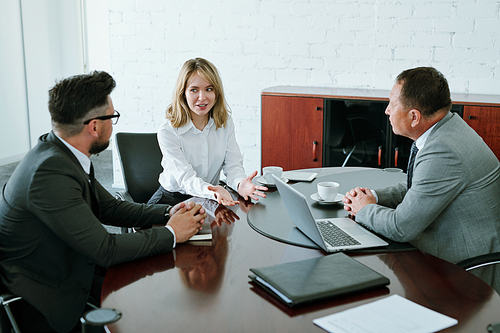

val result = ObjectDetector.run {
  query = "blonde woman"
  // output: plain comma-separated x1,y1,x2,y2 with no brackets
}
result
148,58,266,206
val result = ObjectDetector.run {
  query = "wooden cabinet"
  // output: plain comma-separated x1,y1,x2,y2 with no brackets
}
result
464,106,500,158
261,95,323,171
262,86,500,171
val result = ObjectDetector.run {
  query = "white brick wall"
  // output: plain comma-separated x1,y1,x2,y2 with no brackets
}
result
107,0,500,188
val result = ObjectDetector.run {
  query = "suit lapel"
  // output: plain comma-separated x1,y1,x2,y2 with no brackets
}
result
43,132,101,218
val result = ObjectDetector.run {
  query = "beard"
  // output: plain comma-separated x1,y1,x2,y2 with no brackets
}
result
89,137,110,155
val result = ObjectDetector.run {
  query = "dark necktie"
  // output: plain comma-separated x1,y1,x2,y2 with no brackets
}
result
89,163,96,192
89,163,100,217
407,142,419,190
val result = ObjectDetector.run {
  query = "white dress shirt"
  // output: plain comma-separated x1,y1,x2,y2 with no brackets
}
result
158,116,247,199
414,122,437,151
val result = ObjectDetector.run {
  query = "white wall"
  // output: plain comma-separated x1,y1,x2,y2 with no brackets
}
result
0,0,86,165
105,0,500,187
21,0,86,148
0,1,30,164
85,0,111,72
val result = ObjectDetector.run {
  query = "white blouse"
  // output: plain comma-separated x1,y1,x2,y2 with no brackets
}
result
157,116,247,199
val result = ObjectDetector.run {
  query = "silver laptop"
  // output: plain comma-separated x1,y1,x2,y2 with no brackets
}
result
272,175,388,252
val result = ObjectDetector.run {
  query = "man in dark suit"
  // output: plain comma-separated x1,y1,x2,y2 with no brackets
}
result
0,71,207,332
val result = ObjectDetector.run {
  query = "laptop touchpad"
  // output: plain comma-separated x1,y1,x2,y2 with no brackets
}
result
343,226,367,236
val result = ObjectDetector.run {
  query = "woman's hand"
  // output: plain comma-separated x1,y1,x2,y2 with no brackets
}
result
237,171,268,201
208,185,238,206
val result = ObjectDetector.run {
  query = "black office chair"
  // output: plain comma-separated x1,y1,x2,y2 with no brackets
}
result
457,251,500,311
1,279,101,333
456,252,500,271
0,287,22,333
115,132,163,233
115,132,163,204
1,283,120,333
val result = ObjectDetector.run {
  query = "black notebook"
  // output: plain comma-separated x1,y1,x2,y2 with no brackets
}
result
249,252,390,307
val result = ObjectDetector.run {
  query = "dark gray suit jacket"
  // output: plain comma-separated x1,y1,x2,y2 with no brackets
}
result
0,132,173,332
357,112,500,264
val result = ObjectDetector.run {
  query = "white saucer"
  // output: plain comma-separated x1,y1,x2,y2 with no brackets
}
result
310,193,343,204
256,176,288,187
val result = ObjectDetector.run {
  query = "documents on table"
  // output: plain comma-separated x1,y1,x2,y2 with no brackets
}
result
282,171,318,182
188,221,212,242
180,197,217,243
188,233,211,241
313,294,458,333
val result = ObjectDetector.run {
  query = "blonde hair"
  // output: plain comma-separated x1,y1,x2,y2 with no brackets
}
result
166,58,230,129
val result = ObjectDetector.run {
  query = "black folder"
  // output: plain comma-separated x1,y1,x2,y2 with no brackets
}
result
249,253,390,307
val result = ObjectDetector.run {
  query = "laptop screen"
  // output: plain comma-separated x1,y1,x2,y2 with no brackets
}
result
273,175,327,251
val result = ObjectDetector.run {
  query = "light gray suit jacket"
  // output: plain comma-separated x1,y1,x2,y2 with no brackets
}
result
356,112,500,264
0,132,173,332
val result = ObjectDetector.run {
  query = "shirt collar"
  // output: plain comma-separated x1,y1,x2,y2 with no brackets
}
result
416,112,453,150
415,122,437,151
54,133,92,174
178,117,214,135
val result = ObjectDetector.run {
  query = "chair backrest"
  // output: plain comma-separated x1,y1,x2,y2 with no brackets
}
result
347,115,385,144
115,132,163,203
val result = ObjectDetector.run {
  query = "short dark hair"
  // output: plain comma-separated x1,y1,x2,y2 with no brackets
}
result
48,71,116,136
396,67,452,118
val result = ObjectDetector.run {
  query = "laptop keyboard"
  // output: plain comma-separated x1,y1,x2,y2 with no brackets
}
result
317,220,361,247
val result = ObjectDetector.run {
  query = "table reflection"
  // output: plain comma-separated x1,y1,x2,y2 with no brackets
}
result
177,221,232,293
378,251,496,330
102,201,239,299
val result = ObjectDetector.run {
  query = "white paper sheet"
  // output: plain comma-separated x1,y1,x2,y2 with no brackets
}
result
313,294,458,333
188,220,212,241
282,171,317,182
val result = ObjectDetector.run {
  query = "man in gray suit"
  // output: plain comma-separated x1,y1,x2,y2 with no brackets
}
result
0,71,207,332
343,67,500,265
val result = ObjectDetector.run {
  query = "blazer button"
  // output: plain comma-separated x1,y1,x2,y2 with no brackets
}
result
88,260,94,265
82,287,90,294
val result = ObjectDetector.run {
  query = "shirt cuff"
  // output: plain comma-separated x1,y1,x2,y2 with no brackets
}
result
371,189,379,203
232,176,245,192
165,225,176,248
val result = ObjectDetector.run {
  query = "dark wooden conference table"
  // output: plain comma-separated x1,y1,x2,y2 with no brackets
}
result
101,167,500,332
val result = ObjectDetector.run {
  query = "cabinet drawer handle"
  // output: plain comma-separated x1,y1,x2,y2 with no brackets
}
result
313,141,318,162
468,115,475,120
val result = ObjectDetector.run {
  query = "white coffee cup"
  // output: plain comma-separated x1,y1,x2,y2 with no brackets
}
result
263,166,283,184
317,181,340,202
